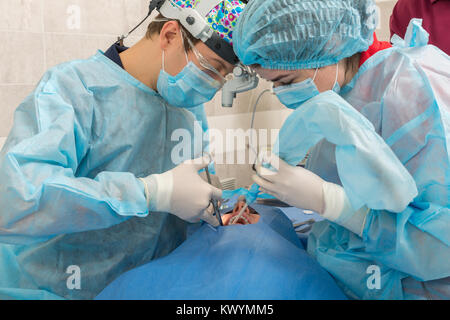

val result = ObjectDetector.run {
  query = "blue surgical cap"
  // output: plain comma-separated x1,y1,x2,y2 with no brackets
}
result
234,0,378,70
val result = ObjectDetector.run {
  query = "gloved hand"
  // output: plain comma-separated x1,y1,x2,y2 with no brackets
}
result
252,153,326,214
253,153,370,235
140,156,222,226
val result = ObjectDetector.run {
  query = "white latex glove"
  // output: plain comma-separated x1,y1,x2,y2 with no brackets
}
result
252,153,326,214
253,153,370,235
140,156,222,226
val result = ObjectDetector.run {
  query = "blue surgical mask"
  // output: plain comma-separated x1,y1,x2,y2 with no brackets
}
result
274,64,340,110
157,49,222,109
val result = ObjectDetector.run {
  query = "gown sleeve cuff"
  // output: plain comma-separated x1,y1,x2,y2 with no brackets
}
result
139,175,165,213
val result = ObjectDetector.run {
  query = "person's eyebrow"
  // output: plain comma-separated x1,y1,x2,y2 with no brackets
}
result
269,73,291,82
210,57,228,71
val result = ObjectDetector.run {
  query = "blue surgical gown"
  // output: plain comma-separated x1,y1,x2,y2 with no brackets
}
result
0,51,208,300
306,43,450,299
96,205,347,300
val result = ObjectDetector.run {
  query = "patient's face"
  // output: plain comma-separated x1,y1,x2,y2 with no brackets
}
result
221,197,260,226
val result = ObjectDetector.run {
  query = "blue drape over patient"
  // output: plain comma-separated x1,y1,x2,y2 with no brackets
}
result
96,205,346,300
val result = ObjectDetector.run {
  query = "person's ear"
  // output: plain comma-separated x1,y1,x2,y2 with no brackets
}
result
159,21,183,51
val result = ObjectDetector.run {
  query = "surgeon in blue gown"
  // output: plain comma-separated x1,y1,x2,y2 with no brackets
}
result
96,204,347,300
233,0,450,299
0,1,248,300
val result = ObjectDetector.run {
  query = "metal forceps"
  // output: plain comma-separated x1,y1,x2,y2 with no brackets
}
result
203,153,223,226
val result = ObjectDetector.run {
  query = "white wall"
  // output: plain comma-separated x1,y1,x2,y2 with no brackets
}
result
0,0,150,149
0,0,398,186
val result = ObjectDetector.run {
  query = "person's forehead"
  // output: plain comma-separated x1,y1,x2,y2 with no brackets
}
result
195,41,235,71
254,67,299,81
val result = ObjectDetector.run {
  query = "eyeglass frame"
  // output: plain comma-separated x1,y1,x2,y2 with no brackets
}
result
153,18,229,86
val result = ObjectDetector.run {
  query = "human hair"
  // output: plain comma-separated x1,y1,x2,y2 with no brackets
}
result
146,14,201,51
344,52,361,81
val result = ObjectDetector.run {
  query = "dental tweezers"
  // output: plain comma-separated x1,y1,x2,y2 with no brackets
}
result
205,166,223,226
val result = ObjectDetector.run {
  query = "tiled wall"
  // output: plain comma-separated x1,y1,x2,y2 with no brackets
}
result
0,0,397,188
0,0,150,137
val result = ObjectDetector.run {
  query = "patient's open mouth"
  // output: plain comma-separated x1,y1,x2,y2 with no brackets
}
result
228,212,251,225
222,196,260,226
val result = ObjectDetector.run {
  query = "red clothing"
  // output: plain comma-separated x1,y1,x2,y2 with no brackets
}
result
390,0,450,55
359,33,392,67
